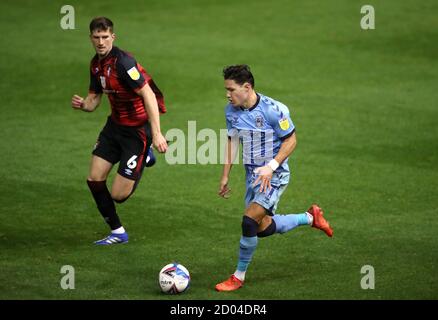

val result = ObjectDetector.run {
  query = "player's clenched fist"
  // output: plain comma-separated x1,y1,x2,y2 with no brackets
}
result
152,133,168,153
71,94,84,109
218,176,231,198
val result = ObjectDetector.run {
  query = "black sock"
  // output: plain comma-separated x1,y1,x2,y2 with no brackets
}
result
87,180,122,230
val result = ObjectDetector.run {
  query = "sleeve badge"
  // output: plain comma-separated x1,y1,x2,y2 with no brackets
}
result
127,66,140,80
279,118,290,130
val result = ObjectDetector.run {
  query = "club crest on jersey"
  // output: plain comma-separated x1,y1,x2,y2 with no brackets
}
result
279,118,290,130
127,66,140,80
255,115,264,128
100,76,106,89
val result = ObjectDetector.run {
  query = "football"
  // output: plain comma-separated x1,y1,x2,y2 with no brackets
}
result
158,263,191,294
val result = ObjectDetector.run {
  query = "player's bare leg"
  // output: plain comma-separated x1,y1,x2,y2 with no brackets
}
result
111,174,136,202
257,215,273,233
88,155,112,181
245,202,267,223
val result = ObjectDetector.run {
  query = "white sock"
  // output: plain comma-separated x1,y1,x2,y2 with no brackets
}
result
306,212,314,225
234,270,246,282
112,226,126,234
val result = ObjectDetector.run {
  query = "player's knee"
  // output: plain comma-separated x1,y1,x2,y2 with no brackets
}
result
241,216,259,237
257,217,277,238
112,195,129,204
87,169,109,182
111,190,131,203
87,176,102,182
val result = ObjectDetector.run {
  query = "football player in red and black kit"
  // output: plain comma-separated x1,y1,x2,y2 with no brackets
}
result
71,17,168,245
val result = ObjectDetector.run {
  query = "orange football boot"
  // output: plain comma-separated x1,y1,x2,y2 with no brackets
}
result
307,204,333,237
215,275,244,292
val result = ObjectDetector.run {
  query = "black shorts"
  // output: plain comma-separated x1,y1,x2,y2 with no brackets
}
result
92,116,152,180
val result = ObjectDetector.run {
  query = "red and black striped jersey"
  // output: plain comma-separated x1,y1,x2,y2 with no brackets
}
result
89,46,166,126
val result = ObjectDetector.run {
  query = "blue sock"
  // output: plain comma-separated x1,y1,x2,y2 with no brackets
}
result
272,213,309,234
236,236,258,272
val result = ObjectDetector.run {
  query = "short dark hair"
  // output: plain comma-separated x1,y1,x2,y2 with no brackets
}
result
223,64,255,87
89,17,114,33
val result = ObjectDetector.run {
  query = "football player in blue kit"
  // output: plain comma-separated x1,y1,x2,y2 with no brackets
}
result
216,65,333,291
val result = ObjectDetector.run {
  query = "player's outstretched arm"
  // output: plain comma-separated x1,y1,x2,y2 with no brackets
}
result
71,93,102,112
137,84,168,153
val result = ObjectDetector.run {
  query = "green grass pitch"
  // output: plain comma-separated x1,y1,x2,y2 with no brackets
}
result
0,0,437,299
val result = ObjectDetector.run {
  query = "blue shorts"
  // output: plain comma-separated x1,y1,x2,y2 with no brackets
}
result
244,165,290,215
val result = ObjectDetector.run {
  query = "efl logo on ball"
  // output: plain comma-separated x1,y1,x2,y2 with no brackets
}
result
158,263,190,294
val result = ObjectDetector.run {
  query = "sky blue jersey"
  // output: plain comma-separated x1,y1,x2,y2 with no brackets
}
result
225,93,295,174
